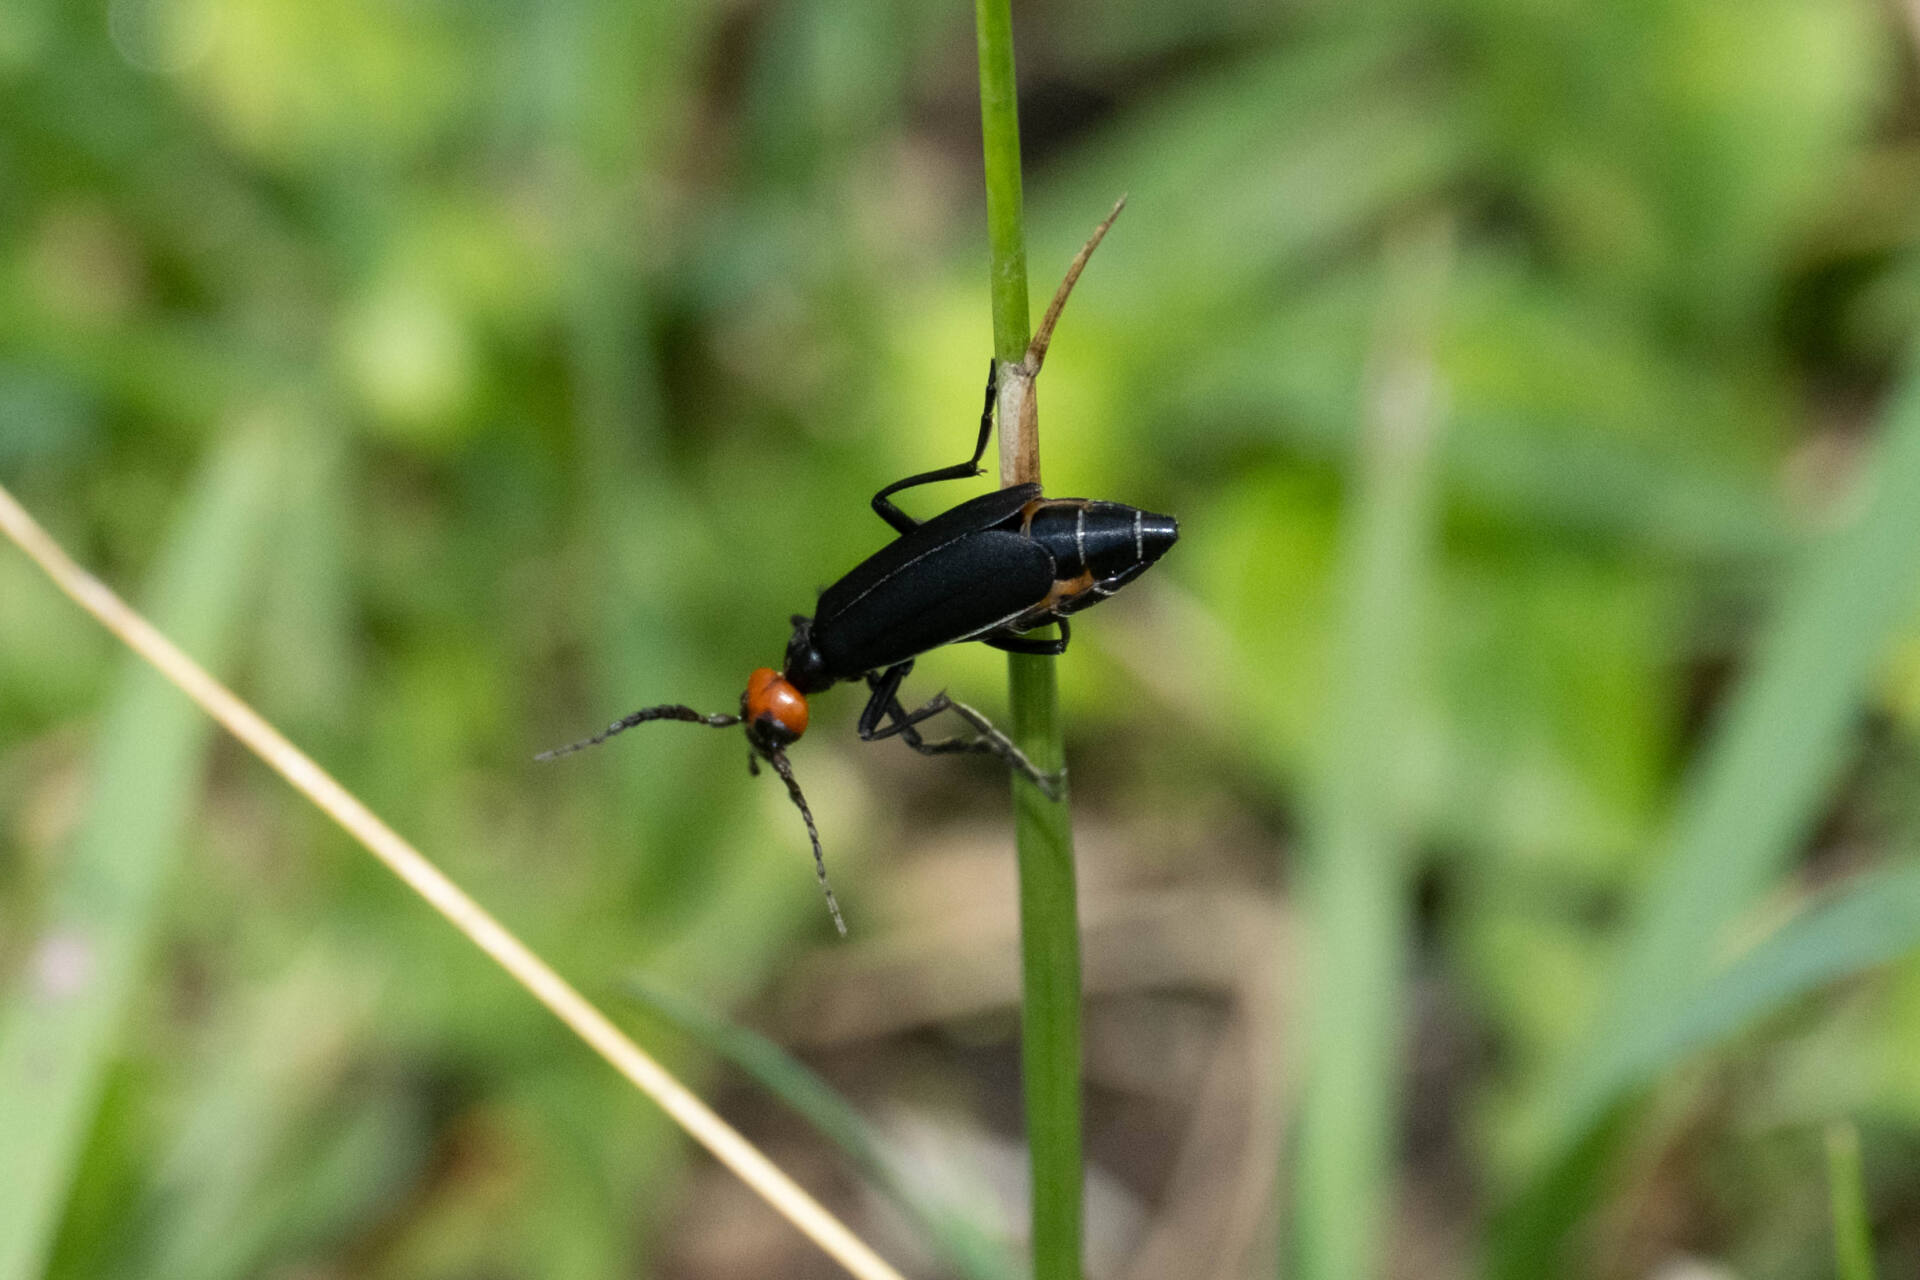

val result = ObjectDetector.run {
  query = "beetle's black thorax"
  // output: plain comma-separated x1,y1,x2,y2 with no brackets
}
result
781,615,836,695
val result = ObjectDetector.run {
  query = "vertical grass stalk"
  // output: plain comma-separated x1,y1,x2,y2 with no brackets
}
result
974,3,1084,1277
1828,1121,1877,1280
1291,226,1449,1280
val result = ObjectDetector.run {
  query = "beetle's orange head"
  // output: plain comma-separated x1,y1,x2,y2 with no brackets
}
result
742,667,809,748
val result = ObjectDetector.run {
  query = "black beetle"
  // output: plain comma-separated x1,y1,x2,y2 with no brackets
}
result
541,202,1176,933
780,358,1177,774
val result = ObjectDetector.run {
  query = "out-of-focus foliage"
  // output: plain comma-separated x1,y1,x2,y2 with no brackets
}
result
0,427,280,1280
8,0,1920,1275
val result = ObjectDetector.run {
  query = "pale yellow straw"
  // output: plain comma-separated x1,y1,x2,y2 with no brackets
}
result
0,480,907,1280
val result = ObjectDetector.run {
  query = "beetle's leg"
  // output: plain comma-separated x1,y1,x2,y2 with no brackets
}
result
859,667,1011,751
869,360,998,535
983,617,1070,657
859,695,955,742
855,662,915,737
536,704,742,760
940,699,1064,799
858,664,967,745
860,681,1064,801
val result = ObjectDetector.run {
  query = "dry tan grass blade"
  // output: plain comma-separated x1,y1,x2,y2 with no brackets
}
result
0,480,908,1280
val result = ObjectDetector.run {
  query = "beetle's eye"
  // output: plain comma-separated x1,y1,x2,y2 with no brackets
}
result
744,667,810,740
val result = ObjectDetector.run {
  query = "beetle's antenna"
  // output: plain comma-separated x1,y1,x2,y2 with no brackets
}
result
1023,195,1125,377
766,747,848,938
536,705,743,761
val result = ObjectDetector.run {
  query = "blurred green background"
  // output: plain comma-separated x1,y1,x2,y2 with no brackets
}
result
8,0,1920,1276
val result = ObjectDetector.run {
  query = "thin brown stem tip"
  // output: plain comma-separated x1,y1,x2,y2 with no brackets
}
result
1024,194,1126,376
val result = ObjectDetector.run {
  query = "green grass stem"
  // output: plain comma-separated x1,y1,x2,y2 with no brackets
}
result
1828,1121,1876,1280
974,4,1083,1277
1006,649,1077,1277
975,0,1028,371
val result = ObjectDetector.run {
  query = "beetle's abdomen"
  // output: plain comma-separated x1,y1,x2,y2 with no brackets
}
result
1023,500,1178,614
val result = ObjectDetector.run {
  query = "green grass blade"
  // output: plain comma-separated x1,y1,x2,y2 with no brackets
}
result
135,959,392,1280
1490,865,1920,1274
1290,227,1449,1280
1828,1121,1876,1280
1498,350,1920,1276
625,978,1023,1280
1554,352,1920,1130
974,4,1083,1278
0,426,283,1280
1618,865,1920,1085
1483,1107,1635,1280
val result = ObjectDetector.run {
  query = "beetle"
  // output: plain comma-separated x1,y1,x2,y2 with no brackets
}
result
781,358,1177,776
540,201,1176,934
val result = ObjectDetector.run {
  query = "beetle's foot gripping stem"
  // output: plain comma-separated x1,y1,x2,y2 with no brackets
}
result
939,698,1066,803
536,705,742,761
860,684,1066,801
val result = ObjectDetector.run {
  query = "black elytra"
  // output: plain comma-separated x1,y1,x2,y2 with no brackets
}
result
793,476,1179,687
539,199,1177,936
